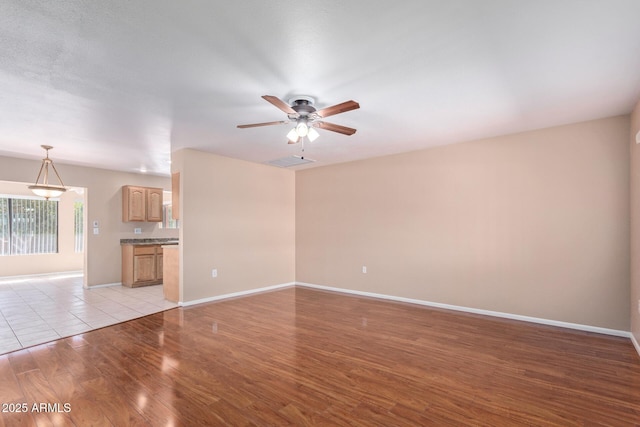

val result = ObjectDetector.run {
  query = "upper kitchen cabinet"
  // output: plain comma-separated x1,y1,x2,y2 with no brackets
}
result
146,188,163,222
122,185,164,222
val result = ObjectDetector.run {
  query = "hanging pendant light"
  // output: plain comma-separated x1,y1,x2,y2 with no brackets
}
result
28,145,67,200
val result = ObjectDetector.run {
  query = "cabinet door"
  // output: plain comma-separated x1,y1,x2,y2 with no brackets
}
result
133,254,156,283
123,186,146,222
146,188,164,222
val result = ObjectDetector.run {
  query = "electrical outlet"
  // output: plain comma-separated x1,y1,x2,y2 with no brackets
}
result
134,228,142,234
362,266,367,274
211,269,218,278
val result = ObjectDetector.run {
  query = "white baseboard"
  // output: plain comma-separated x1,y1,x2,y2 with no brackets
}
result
179,282,295,307
631,333,640,358
85,282,122,289
296,282,631,339
0,270,83,282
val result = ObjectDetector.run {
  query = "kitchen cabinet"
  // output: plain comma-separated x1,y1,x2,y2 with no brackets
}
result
121,244,164,287
122,186,163,222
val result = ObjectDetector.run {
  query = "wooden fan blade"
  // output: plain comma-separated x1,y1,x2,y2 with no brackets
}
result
262,95,298,115
315,121,357,136
237,120,288,129
315,100,360,118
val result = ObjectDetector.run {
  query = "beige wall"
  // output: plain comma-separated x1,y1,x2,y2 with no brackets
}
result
1,114,632,332
174,149,295,303
0,156,178,286
630,101,640,344
0,180,84,276
296,116,630,330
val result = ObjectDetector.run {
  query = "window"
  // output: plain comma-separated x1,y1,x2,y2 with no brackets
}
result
74,201,84,253
161,204,179,229
0,198,8,255
0,197,58,255
159,191,179,229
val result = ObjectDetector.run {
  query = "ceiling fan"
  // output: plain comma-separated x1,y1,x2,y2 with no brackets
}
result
237,95,360,144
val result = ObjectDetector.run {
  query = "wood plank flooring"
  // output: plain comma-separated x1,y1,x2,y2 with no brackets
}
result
0,286,639,426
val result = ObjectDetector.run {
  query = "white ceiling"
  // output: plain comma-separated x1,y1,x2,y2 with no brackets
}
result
2,1,640,175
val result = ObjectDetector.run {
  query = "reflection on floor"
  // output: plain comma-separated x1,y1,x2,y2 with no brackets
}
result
0,272,178,355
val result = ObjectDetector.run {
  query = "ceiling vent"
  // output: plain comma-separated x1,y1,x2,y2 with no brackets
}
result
265,155,316,168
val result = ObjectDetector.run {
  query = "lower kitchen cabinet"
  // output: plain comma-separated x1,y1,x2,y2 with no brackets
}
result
122,244,164,287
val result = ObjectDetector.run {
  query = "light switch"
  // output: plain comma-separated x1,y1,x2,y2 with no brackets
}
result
93,227,99,235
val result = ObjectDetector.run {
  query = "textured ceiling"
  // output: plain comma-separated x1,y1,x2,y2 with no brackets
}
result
2,1,640,175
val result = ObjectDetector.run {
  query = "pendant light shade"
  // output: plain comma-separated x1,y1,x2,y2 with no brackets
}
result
295,121,309,137
287,128,299,143
307,127,320,142
28,145,67,200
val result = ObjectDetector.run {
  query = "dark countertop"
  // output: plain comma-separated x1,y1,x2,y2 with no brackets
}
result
120,238,179,245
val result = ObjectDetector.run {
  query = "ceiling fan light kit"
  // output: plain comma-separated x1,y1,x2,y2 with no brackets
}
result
238,95,360,147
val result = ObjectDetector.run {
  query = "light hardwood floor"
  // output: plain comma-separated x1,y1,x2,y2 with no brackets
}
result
1,286,639,426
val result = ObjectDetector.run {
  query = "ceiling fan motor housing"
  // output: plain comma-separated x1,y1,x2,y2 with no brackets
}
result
289,96,317,119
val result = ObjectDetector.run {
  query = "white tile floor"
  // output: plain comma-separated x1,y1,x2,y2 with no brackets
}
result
0,272,178,355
